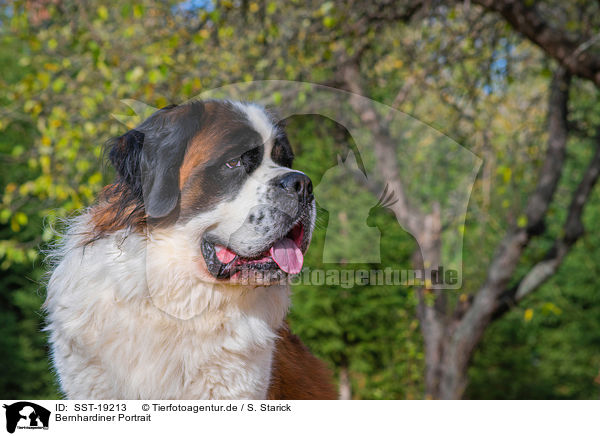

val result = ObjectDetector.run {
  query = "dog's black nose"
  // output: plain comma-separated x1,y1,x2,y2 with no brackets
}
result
279,172,313,202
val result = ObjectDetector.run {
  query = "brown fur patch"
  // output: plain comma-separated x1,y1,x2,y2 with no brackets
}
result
267,323,338,400
88,184,146,243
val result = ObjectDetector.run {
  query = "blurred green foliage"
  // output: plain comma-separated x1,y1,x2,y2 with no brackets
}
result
1,0,599,399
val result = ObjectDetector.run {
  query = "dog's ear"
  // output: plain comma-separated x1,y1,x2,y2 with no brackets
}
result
108,129,145,193
107,122,182,218
139,135,186,218
139,103,203,218
108,125,182,218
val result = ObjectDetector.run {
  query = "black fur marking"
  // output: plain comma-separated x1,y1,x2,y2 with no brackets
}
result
108,129,145,191
241,144,264,174
256,212,264,224
271,129,294,168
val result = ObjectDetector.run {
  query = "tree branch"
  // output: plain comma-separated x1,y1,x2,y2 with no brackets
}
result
445,68,571,378
491,132,600,321
509,133,600,305
477,67,570,302
473,0,600,86
523,68,571,234
337,60,425,236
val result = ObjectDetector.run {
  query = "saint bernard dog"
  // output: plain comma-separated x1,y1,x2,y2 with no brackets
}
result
44,100,337,400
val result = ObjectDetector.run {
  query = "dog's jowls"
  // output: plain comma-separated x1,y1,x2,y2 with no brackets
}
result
44,100,337,399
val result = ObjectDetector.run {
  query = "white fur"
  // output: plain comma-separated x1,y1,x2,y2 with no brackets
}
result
45,214,290,399
233,102,274,144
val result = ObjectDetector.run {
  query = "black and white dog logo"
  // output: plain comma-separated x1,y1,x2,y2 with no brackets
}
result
3,402,50,433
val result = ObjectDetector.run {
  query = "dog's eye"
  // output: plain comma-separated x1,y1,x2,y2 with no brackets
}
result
225,158,242,169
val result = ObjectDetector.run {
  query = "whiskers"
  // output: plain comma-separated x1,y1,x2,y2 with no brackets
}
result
314,204,329,230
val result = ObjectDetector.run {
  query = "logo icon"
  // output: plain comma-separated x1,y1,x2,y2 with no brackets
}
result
3,402,50,434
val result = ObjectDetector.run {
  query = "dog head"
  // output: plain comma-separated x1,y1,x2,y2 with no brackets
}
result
99,100,315,286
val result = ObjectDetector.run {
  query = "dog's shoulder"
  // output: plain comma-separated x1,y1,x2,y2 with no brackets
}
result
267,323,337,400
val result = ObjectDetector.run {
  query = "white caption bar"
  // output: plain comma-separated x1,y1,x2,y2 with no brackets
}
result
1,400,597,436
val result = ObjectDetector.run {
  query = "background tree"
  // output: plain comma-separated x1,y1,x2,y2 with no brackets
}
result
1,0,600,399
305,0,600,399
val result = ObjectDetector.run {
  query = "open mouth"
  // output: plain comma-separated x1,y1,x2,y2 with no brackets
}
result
201,222,306,280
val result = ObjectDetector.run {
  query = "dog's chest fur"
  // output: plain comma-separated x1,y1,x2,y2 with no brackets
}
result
45,215,291,400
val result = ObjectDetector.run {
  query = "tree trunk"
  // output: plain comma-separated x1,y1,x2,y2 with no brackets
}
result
339,366,352,400
421,69,574,399
334,1,600,400
337,55,600,398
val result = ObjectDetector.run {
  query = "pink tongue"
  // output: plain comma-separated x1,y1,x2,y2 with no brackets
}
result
269,238,304,274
